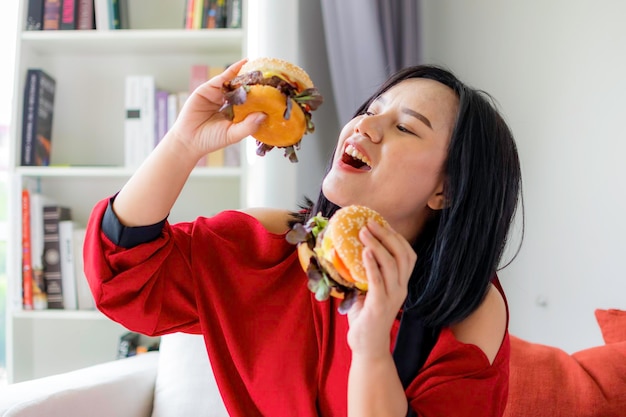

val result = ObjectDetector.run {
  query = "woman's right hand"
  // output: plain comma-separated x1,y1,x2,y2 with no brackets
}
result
168,59,267,160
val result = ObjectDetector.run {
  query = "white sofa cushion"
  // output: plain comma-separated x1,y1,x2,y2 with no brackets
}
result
151,333,229,417
0,352,159,417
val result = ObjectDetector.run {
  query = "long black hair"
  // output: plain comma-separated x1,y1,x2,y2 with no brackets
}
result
292,65,523,328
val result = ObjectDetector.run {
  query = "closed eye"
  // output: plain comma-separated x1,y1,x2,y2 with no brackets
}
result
397,125,418,136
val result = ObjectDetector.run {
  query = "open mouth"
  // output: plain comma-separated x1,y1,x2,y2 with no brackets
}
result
342,144,371,171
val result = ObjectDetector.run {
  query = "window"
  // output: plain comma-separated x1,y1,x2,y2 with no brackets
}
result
0,1,18,386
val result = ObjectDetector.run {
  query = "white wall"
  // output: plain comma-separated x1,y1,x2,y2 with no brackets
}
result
244,0,339,210
421,1,626,353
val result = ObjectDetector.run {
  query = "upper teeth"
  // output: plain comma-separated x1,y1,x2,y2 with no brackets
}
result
345,144,371,167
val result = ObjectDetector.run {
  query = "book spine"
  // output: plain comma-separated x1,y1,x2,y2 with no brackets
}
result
43,0,62,30
193,0,204,29
34,70,56,166
124,75,155,168
94,0,110,30
72,227,95,310
155,89,169,146
110,0,120,29
224,143,241,167
26,0,45,30
119,0,129,29
215,0,227,28
226,0,242,28
59,0,78,30
189,64,209,94
166,93,178,131
22,189,34,310
58,220,78,310
76,0,95,29
21,70,40,166
29,191,49,309
42,206,72,309
185,0,195,29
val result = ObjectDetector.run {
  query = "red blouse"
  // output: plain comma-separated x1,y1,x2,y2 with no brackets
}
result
84,198,510,417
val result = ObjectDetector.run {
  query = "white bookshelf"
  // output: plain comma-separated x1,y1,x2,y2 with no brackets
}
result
6,0,248,383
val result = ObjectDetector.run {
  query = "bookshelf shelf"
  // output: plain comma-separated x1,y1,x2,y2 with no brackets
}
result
21,29,244,55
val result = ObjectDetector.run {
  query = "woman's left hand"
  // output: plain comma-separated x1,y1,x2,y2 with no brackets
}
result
346,220,417,358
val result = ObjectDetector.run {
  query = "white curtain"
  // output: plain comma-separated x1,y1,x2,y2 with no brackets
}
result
320,0,421,124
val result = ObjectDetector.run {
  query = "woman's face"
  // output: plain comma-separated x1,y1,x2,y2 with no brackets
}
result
322,78,459,241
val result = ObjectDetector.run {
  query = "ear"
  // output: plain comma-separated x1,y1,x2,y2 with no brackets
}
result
427,182,447,211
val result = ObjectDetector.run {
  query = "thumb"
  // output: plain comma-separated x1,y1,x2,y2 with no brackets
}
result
228,112,267,141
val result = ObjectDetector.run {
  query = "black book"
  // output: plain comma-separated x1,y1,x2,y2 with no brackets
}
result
26,0,45,30
42,205,72,309
21,69,56,166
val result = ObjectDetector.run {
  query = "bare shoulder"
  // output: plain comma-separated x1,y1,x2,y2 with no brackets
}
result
449,284,507,364
239,207,293,235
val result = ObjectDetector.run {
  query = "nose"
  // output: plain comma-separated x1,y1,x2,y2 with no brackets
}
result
354,114,383,143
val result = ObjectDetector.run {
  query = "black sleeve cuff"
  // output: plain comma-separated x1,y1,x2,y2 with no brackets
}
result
102,196,167,248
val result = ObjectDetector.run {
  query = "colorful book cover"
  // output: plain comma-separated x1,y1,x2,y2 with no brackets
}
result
22,189,34,310
59,0,78,30
43,0,61,30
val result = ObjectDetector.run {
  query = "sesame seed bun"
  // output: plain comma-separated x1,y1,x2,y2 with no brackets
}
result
239,57,314,91
320,205,388,291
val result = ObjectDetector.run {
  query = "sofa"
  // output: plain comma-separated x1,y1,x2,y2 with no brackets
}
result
1,309,625,417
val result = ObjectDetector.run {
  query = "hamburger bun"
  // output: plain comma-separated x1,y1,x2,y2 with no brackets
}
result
232,85,306,147
239,57,314,91
287,205,388,311
319,205,388,291
221,57,323,161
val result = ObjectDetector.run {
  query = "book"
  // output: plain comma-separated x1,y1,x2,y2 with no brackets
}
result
184,0,195,29
167,92,179,131
72,227,95,310
26,0,45,30
42,205,72,309
58,220,78,310
119,0,129,29
155,89,170,146
94,0,110,30
124,75,155,168
110,0,121,29
25,182,51,310
43,0,62,30
189,64,209,94
22,189,34,310
226,0,242,28
76,0,95,30
193,0,204,29
21,69,56,167
59,0,78,30
224,143,241,167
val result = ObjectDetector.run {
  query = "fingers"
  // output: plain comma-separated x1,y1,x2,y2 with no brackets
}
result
359,221,415,300
227,112,267,141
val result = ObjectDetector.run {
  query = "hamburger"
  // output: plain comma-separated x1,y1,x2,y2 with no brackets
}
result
286,205,388,313
220,57,324,163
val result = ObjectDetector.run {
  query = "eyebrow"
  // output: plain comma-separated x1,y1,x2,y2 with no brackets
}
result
374,96,433,129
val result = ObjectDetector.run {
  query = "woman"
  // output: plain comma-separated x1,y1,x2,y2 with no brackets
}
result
84,59,522,417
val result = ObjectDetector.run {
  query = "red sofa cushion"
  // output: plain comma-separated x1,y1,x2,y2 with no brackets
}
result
504,309,626,417
595,308,626,344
